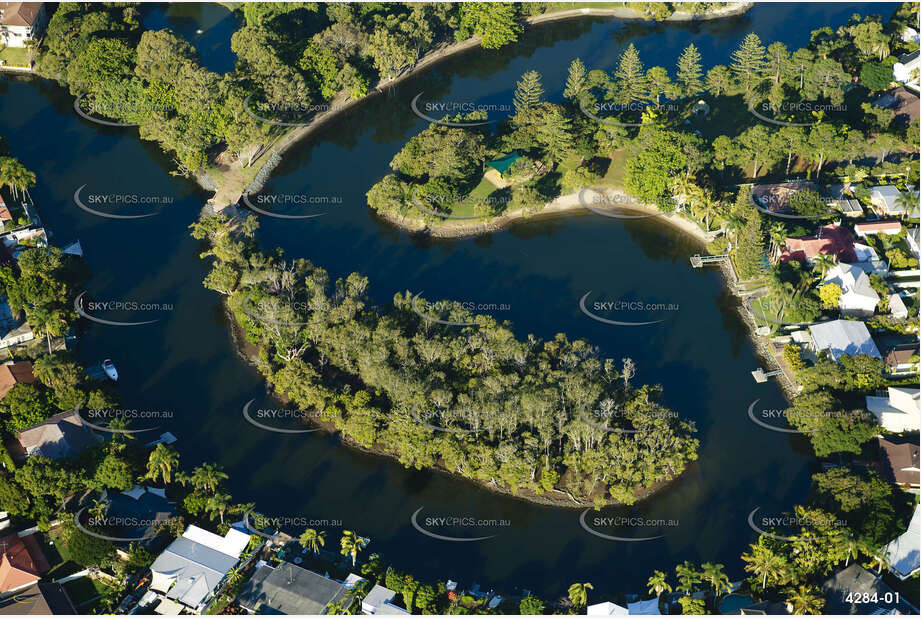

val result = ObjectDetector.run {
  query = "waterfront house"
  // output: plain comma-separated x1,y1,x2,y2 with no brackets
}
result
854,220,902,237
866,387,920,432
149,525,251,612
0,2,45,48
98,485,176,546
587,601,629,615
877,437,920,490
0,582,76,614
0,532,49,594
873,87,921,127
0,299,33,351
883,503,920,580
780,225,856,265
751,181,817,214
807,320,881,362
17,409,101,459
0,202,11,233
893,50,920,91
0,360,33,400
237,562,353,615
823,263,879,317
361,584,409,615
821,564,917,614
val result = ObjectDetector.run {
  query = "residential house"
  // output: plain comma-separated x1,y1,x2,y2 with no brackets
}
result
824,184,863,217
0,532,49,595
149,525,251,612
854,220,902,237
893,50,920,91
17,410,101,459
869,185,911,217
888,293,909,319
866,387,920,432
874,87,921,127
0,582,77,614
823,263,880,317
0,2,44,48
878,437,920,490
907,227,920,258
237,563,354,615
0,360,33,400
821,564,917,615
0,200,10,233
98,485,176,546
883,503,920,581
780,224,856,265
0,300,33,351
882,342,917,372
587,601,629,615
361,584,410,615
751,181,818,214
626,598,661,614
807,319,881,362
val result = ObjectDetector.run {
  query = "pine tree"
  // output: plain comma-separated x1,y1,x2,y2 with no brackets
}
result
731,33,766,93
612,43,647,105
563,58,588,102
764,41,790,85
676,44,703,98
513,70,544,115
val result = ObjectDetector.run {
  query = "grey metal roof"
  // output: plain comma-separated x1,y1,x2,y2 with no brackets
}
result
236,563,352,615
822,564,916,614
151,537,239,608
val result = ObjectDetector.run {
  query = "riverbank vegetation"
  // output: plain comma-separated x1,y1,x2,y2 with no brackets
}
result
191,214,698,506
636,466,915,615
367,4,918,239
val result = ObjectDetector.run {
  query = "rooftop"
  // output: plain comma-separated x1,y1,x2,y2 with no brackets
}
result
0,2,42,28
0,360,34,400
821,564,915,614
17,409,100,459
878,437,920,487
0,533,48,593
236,563,352,615
782,225,856,264
808,319,881,362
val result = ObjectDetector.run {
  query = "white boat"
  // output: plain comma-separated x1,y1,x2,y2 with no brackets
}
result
101,359,118,381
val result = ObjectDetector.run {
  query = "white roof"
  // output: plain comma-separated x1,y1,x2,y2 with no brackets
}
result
344,573,366,588
154,598,185,615
889,294,908,319
588,601,629,615
809,320,881,361
825,263,879,301
627,598,662,615
183,525,250,558
853,243,879,261
885,504,920,579
363,584,409,614
889,387,920,415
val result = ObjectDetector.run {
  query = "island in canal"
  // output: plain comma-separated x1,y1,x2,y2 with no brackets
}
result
191,214,699,507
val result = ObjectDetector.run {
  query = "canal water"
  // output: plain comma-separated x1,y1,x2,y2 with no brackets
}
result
0,3,893,597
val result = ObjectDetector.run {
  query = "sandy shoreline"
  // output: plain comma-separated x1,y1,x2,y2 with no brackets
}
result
382,187,719,245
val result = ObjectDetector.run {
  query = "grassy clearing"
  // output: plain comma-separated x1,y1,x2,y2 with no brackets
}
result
0,46,30,67
63,577,112,611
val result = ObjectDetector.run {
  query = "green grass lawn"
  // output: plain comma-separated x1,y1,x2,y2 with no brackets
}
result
63,577,113,612
0,46,30,67
601,150,626,188
42,530,82,578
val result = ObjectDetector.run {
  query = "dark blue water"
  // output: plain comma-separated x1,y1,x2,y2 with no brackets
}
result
0,3,894,598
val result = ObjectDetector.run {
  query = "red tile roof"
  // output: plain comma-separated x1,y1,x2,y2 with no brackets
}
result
781,225,856,263
0,3,42,28
0,534,48,593
855,221,902,234
0,361,34,400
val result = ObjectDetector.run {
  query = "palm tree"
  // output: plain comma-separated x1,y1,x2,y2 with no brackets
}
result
0,157,35,200
741,539,789,592
300,528,326,555
675,561,701,596
700,562,731,598
205,491,232,525
88,499,107,522
835,530,861,567
784,584,825,614
567,582,593,608
190,463,228,494
812,253,837,279
340,531,369,567
144,443,179,485
768,222,787,260
895,190,916,215
647,570,672,597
